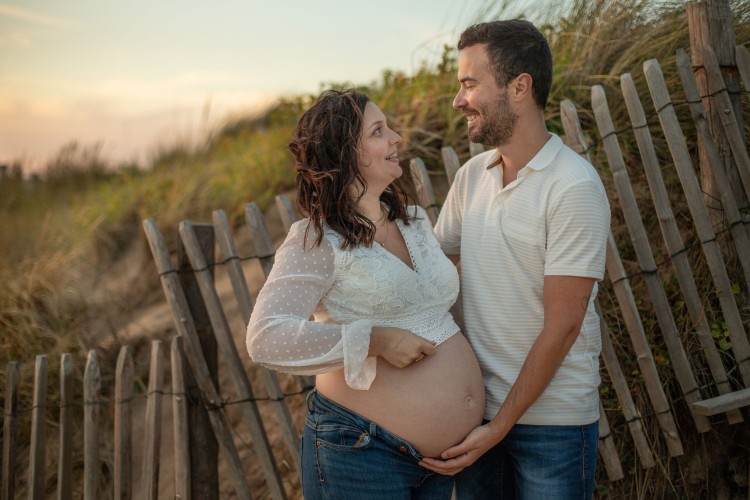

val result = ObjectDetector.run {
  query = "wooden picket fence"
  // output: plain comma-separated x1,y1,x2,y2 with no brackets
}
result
3,342,178,499
3,42,750,499
550,46,750,474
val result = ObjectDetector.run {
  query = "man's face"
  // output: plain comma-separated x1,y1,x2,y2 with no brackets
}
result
453,44,518,147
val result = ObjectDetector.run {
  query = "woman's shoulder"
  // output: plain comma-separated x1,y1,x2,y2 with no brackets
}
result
406,205,436,231
286,218,311,242
288,218,310,235
270,219,337,280
406,204,428,221
285,218,339,252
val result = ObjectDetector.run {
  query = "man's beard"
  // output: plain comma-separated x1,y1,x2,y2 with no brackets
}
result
468,90,518,147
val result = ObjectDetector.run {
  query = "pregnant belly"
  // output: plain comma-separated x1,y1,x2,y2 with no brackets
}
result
315,333,485,458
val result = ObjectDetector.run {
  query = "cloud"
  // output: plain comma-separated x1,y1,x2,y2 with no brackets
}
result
0,3,73,28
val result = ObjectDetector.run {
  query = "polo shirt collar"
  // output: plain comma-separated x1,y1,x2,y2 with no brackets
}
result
525,133,563,171
482,133,563,172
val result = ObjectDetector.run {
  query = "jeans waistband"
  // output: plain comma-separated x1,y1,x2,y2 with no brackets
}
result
306,389,423,462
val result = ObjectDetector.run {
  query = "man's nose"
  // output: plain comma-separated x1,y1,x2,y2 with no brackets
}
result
453,89,466,109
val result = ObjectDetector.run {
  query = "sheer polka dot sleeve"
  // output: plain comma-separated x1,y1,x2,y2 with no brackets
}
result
246,221,376,389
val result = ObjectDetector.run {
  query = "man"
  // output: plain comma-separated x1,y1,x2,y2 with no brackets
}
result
420,20,610,498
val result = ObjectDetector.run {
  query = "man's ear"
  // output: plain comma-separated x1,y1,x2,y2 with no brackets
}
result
510,73,533,102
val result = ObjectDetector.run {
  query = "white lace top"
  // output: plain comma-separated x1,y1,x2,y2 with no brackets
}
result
246,205,460,390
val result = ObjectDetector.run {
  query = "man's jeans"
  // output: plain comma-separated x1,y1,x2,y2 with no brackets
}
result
455,421,598,499
301,390,455,499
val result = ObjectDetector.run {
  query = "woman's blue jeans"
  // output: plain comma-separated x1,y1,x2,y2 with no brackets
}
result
301,390,454,499
455,420,599,499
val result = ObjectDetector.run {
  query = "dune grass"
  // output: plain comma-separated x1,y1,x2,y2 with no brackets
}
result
1,0,749,497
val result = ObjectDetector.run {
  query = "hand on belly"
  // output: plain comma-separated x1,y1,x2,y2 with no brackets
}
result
316,333,486,457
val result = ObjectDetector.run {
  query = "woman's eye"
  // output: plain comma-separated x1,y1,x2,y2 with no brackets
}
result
373,127,382,136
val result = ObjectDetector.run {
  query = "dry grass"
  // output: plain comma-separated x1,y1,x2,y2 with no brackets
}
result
2,0,750,497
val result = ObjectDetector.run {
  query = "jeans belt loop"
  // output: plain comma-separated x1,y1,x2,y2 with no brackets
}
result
306,388,317,412
369,421,378,438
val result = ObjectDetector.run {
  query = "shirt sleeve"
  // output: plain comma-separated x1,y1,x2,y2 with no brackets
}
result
246,221,377,389
544,178,610,279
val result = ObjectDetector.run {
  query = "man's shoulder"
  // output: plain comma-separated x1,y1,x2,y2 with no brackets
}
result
554,142,595,169
550,143,604,185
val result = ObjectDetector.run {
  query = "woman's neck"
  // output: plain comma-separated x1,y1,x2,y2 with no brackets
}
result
357,193,386,223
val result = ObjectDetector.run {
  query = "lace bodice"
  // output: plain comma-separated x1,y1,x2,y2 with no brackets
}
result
246,205,460,389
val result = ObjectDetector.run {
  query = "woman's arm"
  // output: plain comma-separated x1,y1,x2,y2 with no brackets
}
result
246,222,374,383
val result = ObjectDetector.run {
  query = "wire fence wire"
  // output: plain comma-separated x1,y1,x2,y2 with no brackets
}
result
1,383,315,422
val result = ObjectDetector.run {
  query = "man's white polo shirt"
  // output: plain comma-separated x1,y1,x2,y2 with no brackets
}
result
435,133,610,425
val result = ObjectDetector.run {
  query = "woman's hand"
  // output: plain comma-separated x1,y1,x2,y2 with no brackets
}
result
369,327,437,368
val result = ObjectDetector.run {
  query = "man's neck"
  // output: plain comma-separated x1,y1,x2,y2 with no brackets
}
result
495,118,550,186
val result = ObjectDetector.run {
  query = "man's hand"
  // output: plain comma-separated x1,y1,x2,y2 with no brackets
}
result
418,424,501,476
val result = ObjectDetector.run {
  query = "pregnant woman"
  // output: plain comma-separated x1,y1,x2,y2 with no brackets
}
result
246,88,484,499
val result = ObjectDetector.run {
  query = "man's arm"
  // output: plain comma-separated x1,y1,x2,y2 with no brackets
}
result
419,274,595,475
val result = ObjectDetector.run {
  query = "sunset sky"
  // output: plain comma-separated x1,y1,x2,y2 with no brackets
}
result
1,0,513,172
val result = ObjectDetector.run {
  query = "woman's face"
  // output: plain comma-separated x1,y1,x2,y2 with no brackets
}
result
356,102,403,194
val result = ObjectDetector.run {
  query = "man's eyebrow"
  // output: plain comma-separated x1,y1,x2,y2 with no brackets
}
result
459,76,479,84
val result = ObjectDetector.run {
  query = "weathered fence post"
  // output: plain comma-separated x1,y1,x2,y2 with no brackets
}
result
58,354,74,500
171,337,191,500
28,355,48,500
2,362,19,500
409,158,438,224
142,341,164,500
596,302,655,470
686,0,747,216
177,223,219,499
83,350,101,500
114,346,134,500
468,142,484,157
440,147,461,185
275,194,297,233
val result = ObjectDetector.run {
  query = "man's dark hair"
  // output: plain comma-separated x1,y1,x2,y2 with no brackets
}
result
458,20,553,109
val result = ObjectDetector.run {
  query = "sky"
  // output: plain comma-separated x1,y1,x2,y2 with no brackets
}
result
1,0,510,173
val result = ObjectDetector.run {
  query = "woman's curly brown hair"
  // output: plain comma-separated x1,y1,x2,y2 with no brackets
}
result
289,88,413,249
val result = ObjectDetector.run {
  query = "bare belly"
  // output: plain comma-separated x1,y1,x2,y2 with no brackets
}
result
315,332,485,458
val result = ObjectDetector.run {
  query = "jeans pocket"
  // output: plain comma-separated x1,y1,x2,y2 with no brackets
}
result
313,420,372,452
